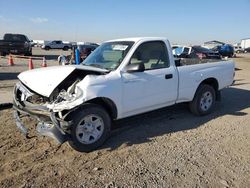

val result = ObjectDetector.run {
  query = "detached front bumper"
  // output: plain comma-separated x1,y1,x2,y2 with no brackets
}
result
13,82,69,144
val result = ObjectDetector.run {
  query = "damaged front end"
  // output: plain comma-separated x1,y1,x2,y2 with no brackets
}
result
13,66,107,144
13,82,72,144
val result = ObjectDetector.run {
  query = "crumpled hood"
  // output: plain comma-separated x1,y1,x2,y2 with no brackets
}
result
18,65,108,97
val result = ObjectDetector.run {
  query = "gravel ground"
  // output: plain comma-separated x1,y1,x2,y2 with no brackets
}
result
0,50,249,187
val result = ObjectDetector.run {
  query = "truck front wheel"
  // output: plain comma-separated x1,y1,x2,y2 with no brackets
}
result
68,104,111,152
189,84,216,116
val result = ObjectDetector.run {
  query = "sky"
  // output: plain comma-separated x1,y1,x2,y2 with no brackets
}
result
0,0,249,45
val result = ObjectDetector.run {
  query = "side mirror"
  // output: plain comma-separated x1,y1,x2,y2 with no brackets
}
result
125,63,145,73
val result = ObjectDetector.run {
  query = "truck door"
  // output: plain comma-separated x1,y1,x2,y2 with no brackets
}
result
50,41,57,49
55,41,62,49
121,41,178,115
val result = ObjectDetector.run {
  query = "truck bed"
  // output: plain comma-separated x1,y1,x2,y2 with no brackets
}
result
176,60,235,103
176,58,224,66
0,40,27,55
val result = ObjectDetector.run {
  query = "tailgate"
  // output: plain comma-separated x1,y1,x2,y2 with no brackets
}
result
0,40,25,51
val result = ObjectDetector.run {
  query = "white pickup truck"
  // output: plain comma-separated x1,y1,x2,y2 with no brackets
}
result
42,40,71,51
13,37,235,152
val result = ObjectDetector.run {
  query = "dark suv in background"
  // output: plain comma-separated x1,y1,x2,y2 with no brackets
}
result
0,33,32,56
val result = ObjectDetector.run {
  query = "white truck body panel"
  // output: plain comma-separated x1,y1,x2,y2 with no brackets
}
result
18,66,76,97
177,61,234,102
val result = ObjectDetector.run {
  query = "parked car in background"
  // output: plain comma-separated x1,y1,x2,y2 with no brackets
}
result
42,40,72,51
203,40,234,57
190,46,221,59
173,46,221,59
172,46,191,58
241,38,250,52
203,40,225,49
234,45,244,53
0,33,32,56
212,44,234,57
204,40,235,57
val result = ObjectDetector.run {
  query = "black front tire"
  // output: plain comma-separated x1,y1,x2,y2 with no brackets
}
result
68,104,111,152
189,84,216,116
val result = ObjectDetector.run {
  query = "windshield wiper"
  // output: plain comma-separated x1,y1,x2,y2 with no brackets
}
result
88,63,103,68
82,63,110,71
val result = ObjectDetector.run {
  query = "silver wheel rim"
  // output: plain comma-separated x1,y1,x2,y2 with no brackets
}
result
200,91,213,111
76,114,104,144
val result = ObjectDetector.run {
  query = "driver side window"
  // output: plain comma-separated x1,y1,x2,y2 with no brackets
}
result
130,41,169,70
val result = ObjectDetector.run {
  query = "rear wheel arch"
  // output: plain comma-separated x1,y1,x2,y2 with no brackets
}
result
200,78,219,91
196,77,220,100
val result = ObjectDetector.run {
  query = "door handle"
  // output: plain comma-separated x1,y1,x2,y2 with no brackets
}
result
124,80,134,83
124,80,139,83
165,74,173,79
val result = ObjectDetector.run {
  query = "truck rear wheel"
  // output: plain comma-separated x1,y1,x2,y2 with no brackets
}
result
189,84,216,116
68,104,111,152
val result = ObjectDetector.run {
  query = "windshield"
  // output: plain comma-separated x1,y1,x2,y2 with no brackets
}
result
82,41,134,70
4,34,28,41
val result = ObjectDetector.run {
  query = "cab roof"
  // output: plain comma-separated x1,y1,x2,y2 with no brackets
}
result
106,37,168,43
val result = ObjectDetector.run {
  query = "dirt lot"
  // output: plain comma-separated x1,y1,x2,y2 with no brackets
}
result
0,49,250,187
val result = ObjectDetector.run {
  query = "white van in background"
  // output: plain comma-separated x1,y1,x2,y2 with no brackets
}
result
241,38,250,52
